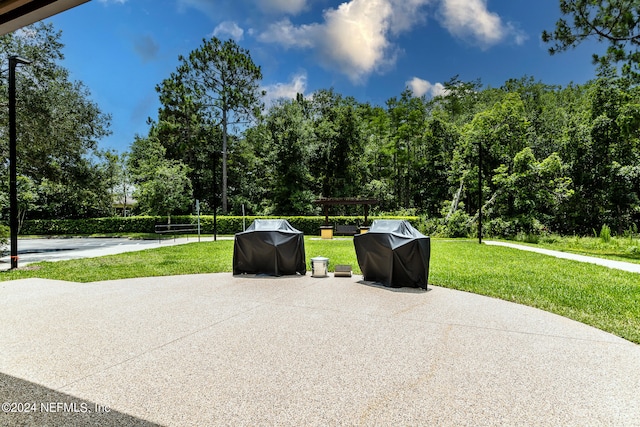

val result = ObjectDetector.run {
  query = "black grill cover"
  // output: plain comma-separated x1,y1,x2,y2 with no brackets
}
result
233,219,306,276
354,220,430,289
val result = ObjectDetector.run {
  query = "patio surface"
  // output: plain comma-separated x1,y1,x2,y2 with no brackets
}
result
1,273,639,426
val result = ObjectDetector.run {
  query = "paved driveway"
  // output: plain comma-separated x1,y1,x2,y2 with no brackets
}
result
0,237,211,270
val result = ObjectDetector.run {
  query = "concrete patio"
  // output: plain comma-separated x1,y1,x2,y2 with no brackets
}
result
1,273,639,426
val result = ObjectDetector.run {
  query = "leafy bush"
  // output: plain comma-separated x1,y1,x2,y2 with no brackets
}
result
599,224,612,243
486,218,515,238
421,217,441,236
515,232,540,244
539,234,561,244
441,210,472,238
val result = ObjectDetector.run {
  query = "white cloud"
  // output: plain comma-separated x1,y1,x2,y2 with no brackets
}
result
212,21,244,40
258,0,309,15
262,72,308,106
318,0,395,83
258,0,432,84
177,0,309,20
258,18,318,48
439,0,526,48
98,0,127,4
176,0,217,20
407,77,447,98
388,0,433,34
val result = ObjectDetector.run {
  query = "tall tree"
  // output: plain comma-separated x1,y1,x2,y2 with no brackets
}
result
153,71,221,210
543,0,640,78
309,90,366,201
265,99,315,215
172,37,264,213
0,23,112,220
360,105,396,211
102,150,133,216
560,69,640,232
127,134,193,220
492,147,573,234
387,89,428,208
460,92,530,221
420,114,460,216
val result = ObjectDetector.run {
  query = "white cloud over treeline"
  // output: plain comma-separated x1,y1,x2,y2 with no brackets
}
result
257,0,309,15
261,72,308,106
258,0,430,84
212,21,245,40
406,77,447,98
257,0,525,84
439,0,527,49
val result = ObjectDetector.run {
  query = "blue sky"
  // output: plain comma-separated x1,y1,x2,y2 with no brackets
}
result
43,0,606,154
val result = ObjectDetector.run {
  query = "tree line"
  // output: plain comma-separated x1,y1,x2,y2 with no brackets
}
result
3,1,640,238
0,23,112,233
129,54,640,237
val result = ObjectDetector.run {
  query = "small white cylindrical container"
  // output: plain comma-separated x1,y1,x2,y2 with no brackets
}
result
311,257,329,278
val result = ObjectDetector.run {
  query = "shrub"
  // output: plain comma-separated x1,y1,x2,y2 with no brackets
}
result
441,210,472,238
515,232,540,244
599,224,612,243
486,218,515,238
20,215,421,236
539,234,561,244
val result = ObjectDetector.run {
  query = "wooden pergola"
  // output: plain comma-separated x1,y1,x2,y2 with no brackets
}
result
313,197,378,227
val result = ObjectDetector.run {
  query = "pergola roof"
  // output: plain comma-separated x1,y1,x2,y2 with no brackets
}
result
313,197,379,226
0,0,88,36
313,197,378,206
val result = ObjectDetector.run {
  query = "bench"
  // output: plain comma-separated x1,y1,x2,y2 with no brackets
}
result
335,225,359,236
154,223,199,242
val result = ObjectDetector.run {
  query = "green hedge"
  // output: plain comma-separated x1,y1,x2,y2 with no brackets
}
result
21,215,422,236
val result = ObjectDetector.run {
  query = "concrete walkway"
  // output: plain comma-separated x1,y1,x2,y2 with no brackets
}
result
1,273,638,426
484,240,640,273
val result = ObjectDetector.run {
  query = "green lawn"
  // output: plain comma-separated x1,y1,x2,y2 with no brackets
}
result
2,238,639,344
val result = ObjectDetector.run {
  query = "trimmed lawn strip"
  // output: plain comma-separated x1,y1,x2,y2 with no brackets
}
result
1,240,236,283
1,238,638,344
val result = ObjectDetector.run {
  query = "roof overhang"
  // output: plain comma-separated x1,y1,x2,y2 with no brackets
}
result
0,0,89,36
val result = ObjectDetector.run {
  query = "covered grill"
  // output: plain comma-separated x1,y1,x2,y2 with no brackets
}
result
354,220,430,289
233,219,306,276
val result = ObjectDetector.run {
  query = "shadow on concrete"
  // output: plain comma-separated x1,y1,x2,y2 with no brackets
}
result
232,273,306,279
357,280,430,293
0,372,160,427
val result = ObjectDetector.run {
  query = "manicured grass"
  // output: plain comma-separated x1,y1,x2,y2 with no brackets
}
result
0,240,236,283
430,240,640,344
2,238,639,343
0,238,358,283
306,238,362,274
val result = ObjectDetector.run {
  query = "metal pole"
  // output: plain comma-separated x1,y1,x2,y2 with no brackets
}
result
478,139,483,244
213,151,219,241
8,56,31,269
196,199,201,242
